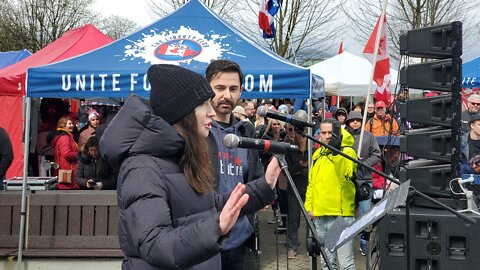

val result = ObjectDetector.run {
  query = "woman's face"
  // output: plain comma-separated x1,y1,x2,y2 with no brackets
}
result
271,120,281,133
66,120,74,132
88,146,99,159
89,116,100,128
195,99,216,138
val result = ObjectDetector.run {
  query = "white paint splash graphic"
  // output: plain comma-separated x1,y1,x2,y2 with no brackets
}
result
122,26,234,65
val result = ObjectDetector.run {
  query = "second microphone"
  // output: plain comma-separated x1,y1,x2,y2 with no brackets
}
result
223,134,299,154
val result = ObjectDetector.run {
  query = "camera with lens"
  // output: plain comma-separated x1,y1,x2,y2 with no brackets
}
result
350,174,372,202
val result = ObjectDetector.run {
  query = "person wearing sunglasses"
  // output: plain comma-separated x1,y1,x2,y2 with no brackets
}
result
462,94,480,132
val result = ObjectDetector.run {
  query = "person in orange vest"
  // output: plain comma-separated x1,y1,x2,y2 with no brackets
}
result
365,101,399,137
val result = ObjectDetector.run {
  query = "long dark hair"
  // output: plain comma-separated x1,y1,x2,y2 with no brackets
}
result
173,112,214,194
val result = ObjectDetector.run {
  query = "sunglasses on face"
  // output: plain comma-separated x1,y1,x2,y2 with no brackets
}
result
471,102,480,106
288,128,294,132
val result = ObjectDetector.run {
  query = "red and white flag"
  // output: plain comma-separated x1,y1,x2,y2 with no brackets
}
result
338,41,343,54
363,15,391,106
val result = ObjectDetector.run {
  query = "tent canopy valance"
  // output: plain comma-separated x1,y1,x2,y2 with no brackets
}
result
463,57,480,88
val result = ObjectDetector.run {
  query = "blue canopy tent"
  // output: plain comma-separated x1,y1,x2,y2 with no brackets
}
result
0,49,31,69
26,0,323,99
463,57,480,88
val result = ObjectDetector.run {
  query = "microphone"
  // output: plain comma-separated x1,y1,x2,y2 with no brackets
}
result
257,106,315,128
223,134,299,154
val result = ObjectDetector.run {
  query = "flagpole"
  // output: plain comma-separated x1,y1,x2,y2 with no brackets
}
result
357,0,388,157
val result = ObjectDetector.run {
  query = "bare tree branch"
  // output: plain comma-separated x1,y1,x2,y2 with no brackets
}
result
343,0,474,60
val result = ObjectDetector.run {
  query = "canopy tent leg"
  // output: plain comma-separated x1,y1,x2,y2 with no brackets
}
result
17,97,31,270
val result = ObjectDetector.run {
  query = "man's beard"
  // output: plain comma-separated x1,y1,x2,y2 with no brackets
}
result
214,100,235,114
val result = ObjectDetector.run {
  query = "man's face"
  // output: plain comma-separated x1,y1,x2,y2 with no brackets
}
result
468,98,480,113
286,124,296,138
348,119,362,130
319,123,333,144
471,120,480,137
375,106,386,118
245,102,256,117
336,113,346,124
209,72,242,116
367,104,375,114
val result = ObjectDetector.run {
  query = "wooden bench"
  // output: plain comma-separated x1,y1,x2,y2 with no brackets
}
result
0,191,123,258
0,193,21,257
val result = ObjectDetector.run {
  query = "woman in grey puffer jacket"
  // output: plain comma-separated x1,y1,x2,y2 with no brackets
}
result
100,65,281,270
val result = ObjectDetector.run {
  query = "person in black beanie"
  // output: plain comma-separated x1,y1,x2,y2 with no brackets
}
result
100,64,281,270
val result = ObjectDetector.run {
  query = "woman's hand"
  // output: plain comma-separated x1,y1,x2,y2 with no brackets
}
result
219,183,249,236
265,156,281,189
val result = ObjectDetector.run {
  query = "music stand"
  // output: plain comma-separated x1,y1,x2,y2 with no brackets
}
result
324,180,410,251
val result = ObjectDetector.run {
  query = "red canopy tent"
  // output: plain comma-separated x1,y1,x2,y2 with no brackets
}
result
0,24,114,178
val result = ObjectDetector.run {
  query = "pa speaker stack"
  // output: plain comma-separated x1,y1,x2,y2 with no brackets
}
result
398,22,462,198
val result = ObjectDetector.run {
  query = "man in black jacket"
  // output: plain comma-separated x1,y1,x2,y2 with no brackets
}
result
0,127,14,190
206,60,265,270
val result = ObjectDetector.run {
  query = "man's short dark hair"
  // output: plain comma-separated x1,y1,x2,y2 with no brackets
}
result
320,118,334,127
205,60,243,84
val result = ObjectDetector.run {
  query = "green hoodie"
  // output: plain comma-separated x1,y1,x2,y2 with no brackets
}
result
305,128,357,217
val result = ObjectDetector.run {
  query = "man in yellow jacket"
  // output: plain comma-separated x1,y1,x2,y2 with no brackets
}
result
305,119,357,270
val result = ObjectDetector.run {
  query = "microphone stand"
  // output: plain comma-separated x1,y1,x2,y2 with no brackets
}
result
303,133,476,225
274,154,333,270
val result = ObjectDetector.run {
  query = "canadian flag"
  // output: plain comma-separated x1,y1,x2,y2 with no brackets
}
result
363,15,392,106
338,41,343,54
157,41,198,58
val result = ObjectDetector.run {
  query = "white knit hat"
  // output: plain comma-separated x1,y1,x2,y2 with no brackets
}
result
88,111,100,122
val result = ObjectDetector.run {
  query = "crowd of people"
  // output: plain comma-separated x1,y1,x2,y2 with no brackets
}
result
3,58,477,270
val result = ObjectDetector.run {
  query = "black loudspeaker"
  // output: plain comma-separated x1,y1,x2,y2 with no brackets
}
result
399,21,462,181
399,22,462,58
399,95,452,128
400,59,454,92
399,160,451,198
378,207,480,270
400,129,451,162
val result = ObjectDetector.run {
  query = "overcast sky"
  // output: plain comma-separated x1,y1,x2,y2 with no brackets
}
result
93,0,479,62
93,0,154,27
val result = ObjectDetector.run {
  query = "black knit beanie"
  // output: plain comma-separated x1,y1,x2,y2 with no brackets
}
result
148,64,215,124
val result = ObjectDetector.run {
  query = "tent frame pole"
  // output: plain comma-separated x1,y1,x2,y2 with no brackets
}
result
17,96,31,270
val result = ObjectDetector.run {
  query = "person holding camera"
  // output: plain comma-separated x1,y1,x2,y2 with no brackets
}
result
305,119,357,270
345,111,382,256
461,114,480,175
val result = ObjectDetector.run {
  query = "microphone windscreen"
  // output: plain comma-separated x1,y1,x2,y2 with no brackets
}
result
223,134,240,148
293,109,308,122
257,106,267,117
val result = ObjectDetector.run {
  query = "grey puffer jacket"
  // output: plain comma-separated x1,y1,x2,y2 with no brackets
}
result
100,94,274,270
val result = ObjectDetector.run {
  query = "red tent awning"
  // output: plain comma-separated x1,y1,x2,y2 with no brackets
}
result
0,24,114,96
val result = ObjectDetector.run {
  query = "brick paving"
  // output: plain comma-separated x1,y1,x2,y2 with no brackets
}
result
246,207,369,270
